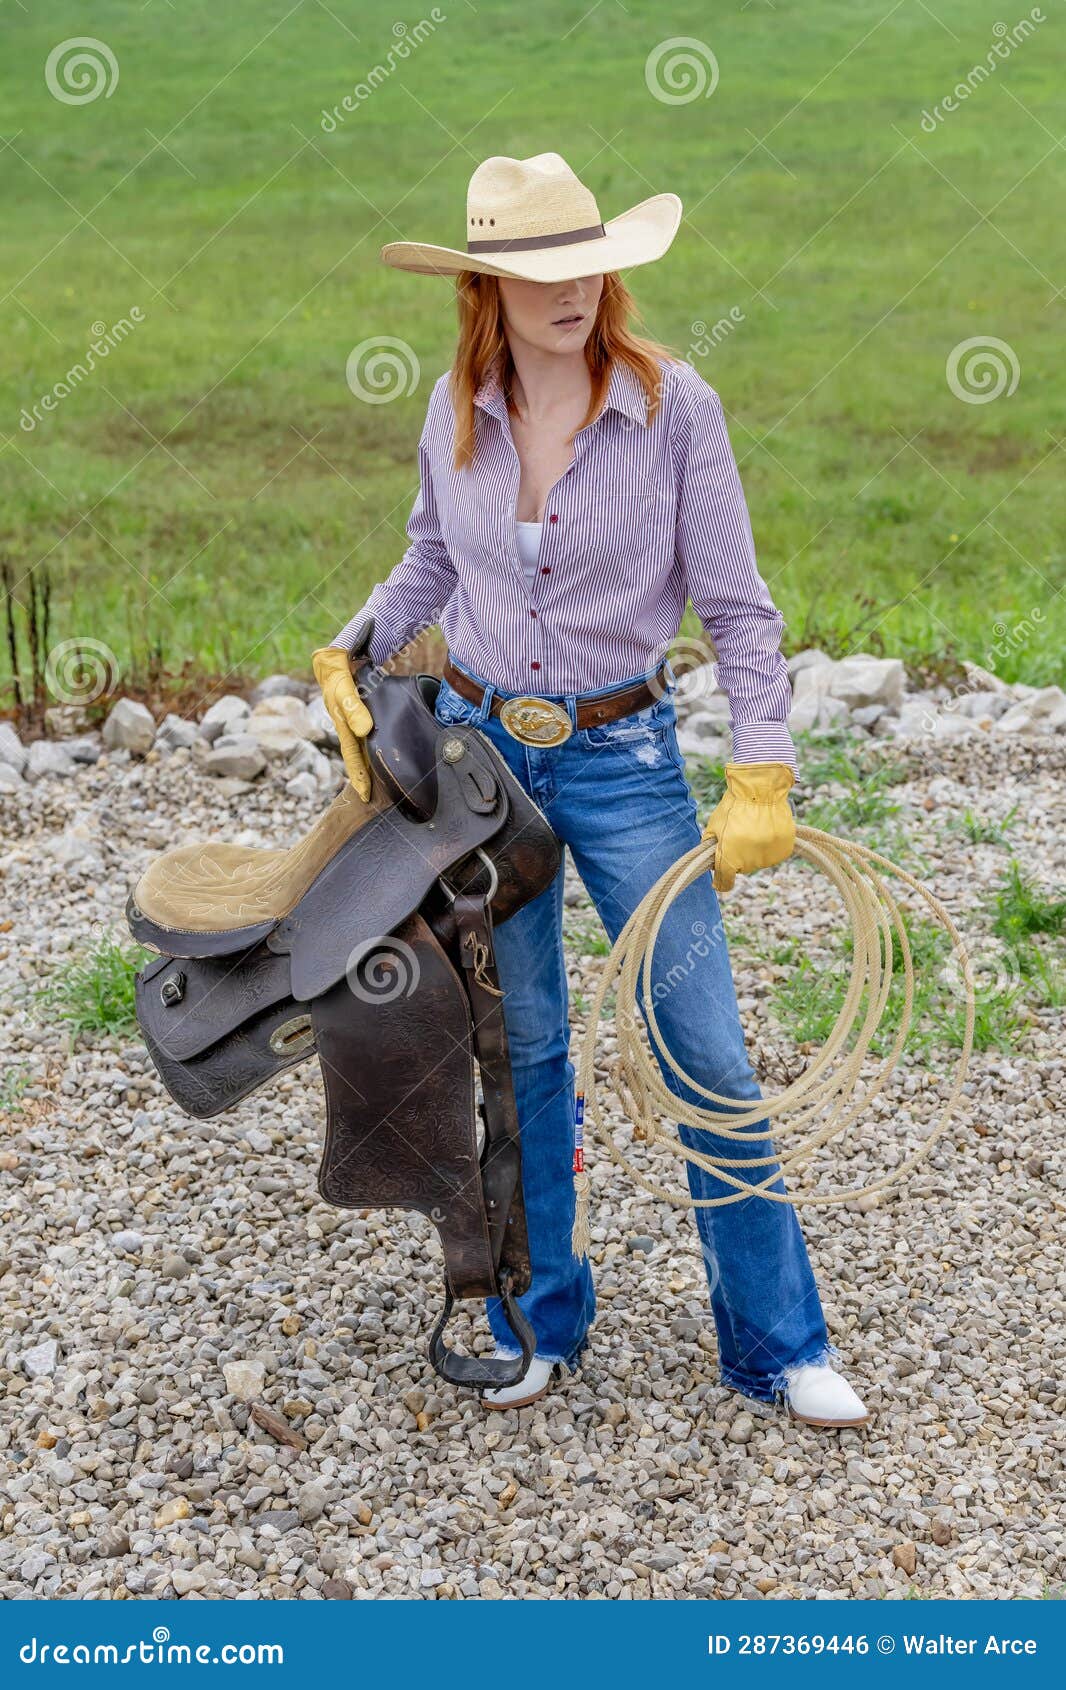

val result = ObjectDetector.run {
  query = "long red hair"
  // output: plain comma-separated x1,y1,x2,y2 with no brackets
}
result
448,271,679,470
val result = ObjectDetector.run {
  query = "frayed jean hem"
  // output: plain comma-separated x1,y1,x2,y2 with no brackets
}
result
721,1342,840,1406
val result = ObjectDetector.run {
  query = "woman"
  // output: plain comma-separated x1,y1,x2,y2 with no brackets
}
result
314,153,868,1425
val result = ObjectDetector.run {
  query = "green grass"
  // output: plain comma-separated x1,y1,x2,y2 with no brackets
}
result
35,934,153,1043
945,803,1020,845
0,1066,33,1116
768,909,1039,1057
1,1,1064,709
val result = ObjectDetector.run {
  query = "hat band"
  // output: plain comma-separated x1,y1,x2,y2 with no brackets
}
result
467,220,606,254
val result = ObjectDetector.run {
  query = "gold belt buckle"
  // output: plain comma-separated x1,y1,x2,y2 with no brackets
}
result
498,695,573,747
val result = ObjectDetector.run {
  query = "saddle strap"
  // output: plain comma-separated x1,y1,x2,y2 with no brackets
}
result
427,890,536,1390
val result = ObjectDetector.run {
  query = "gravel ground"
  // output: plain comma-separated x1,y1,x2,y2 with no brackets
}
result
0,732,1063,1600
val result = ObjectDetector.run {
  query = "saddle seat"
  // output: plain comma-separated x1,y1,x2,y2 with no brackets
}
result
131,780,384,937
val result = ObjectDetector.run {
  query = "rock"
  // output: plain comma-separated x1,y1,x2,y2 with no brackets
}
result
257,1509,300,1532
824,655,905,712
205,735,267,780
64,732,104,764
641,1547,686,1571
891,701,979,742
892,1541,918,1575
285,770,322,800
0,723,26,773
102,698,156,755
994,685,1066,736
296,1480,330,1523
160,1253,191,1280
21,1552,57,1583
728,1413,755,1444
155,713,199,751
154,1497,191,1528
954,689,1013,723
961,660,1014,695
250,674,313,705
0,762,25,790
787,648,833,678
23,1338,59,1379
44,824,102,868
25,740,76,780
172,1567,208,1595
223,1359,266,1402
111,1230,144,1254
322,1577,353,1599
931,1519,952,1547
306,694,337,746
199,696,250,743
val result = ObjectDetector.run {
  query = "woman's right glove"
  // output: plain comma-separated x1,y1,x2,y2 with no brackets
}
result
311,646,375,801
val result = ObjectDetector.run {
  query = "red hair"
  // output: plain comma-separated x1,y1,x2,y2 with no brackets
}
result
448,271,679,470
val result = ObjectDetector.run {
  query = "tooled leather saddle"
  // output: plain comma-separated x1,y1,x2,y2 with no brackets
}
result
125,623,562,1389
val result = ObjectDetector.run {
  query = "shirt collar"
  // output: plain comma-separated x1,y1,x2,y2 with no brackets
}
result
473,356,648,428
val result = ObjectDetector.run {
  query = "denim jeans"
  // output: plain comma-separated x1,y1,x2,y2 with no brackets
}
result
434,659,833,1403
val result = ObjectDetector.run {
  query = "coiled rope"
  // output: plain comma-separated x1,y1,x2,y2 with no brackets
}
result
570,825,975,1255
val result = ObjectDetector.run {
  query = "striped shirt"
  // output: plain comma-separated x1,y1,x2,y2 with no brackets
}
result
332,354,796,769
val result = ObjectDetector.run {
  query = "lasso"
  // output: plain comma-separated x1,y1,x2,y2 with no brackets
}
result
571,825,975,1253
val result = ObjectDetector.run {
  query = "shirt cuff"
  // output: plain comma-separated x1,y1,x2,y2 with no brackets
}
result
730,720,798,775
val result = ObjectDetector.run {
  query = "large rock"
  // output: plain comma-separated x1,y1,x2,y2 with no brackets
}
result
205,735,268,780
246,696,321,760
250,673,312,706
102,698,156,755
787,648,833,679
823,656,905,712
954,690,1014,723
891,701,979,742
26,740,76,780
155,713,198,751
306,693,338,746
0,762,25,791
199,695,250,744
993,685,1066,736
0,722,27,773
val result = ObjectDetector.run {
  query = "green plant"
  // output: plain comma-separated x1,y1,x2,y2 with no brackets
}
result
36,935,153,1043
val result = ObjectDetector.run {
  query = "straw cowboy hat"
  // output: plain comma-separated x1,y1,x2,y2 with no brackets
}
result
380,151,683,283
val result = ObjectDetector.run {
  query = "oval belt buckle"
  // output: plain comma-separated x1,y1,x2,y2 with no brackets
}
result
498,695,573,747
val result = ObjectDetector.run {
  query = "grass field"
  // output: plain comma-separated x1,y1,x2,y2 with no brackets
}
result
1,0,1063,705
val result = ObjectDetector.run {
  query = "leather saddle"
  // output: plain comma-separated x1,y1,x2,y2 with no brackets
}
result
125,622,562,1389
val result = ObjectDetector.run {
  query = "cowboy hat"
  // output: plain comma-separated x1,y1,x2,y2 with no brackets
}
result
379,151,682,283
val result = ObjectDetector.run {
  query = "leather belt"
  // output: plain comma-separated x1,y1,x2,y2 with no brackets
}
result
442,658,668,747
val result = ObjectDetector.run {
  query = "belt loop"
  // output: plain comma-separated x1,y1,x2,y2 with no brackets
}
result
564,693,579,731
662,655,678,694
475,681,495,725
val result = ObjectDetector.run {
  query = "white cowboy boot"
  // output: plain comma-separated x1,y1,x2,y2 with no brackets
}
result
480,1353,556,1409
784,1363,869,1427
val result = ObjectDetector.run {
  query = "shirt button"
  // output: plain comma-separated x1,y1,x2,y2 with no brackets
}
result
549,514,558,524
541,566,550,574
530,610,537,618
530,661,541,671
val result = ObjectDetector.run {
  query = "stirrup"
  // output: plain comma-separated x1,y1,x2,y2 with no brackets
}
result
427,1270,537,1389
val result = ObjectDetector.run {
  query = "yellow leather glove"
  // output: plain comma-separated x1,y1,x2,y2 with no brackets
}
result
702,761,796,893
311,646,375,801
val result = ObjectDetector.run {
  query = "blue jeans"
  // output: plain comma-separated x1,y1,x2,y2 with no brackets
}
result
434,660,833,1403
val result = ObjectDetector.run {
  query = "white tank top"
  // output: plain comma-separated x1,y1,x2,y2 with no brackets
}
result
515,519,543,590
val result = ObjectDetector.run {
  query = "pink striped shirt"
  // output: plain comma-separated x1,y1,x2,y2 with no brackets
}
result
332,354,796,769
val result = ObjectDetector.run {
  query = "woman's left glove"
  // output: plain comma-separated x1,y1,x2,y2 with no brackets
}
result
701,761,796,893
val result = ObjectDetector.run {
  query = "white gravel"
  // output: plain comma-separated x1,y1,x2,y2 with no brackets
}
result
0,729,1063,1600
